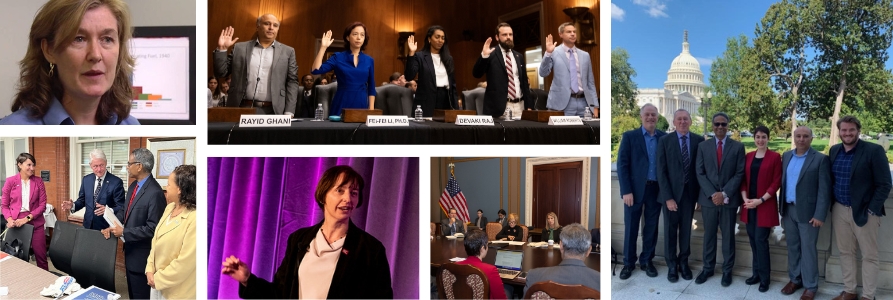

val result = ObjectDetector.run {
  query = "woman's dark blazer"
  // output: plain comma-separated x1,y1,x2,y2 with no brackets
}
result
739,150,782,227
404,50,458,115
240,219,393,299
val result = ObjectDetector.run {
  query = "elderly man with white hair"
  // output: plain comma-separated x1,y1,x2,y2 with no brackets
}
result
62,149,126,230
523,223,600,295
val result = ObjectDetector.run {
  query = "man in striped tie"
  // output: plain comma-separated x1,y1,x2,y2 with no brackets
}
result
472,22,531,119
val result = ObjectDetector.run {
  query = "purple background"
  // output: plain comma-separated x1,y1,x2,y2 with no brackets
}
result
207,157,419,299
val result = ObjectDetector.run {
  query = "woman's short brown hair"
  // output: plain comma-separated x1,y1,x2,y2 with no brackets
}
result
314,165,365,209
13,0,135,124
16,153,36,172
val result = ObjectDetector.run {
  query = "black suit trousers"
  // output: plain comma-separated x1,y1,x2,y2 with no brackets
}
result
701,204,737,273
663,186,695,267
623,182,661,266
126,267,150,299
746,208,771,284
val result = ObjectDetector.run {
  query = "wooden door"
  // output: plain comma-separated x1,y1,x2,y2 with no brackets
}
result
532,161,582,229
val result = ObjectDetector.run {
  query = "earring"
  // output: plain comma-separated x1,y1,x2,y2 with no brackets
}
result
48,63,54,77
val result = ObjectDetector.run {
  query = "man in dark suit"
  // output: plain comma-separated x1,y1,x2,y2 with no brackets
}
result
61,149,125,230
441,208,466,237
656,109,704,282
297,74,315,118
694,112,745,286
104,148,165,300
777,126,831,300
473,209,488,229
828,116,892,300
617,103,666,279
472,22,531,119
214,14,298,116
524,223,599,295
495,209,507,227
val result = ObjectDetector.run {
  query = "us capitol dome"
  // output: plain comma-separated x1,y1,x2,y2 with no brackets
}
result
636,30,706,123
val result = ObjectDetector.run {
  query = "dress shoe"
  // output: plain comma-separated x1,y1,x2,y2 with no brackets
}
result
758,282,769,293
860,297,874,300
641,263,658,277
745,275,760,285
801,289,817,300
619,265,634,280
694,270,713,284
781,281,804,295
832,291,858,300
667,267,678,283
721,272,732,287
679,264,693,280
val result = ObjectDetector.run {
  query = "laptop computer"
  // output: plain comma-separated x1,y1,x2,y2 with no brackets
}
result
494,250,523,279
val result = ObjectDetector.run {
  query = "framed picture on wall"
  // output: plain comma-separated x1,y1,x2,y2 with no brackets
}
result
156,149,186,179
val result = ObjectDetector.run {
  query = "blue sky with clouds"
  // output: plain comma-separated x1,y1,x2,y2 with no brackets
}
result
611,0,893,89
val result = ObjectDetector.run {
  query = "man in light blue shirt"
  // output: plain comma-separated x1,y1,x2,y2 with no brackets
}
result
777,126,831,299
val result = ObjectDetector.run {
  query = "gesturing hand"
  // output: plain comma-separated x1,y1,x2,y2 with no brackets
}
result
407,35,417,55
62,199,73,211
482,37,495,56
218,26,239,50
544,34,557,53
222,255,250,285
321,30,334,48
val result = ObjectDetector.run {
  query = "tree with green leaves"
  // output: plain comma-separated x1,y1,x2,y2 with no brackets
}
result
611,47,639,117
708,35,778,136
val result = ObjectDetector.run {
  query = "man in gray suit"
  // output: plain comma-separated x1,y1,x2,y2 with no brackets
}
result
214,14,298,116
694,112,745,286
538,22,598,116
778,126,831,300
524,223,599,295
656,109,704,282
441,208,466,237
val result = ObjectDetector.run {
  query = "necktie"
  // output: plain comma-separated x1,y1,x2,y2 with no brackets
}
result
505,50,516,100
568,48,579,93
717,140,724,168
124,186,138,224
681,136,690,183
94,177,102,203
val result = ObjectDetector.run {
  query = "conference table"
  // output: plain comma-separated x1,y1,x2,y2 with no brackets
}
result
208,119,600,144
0,255,59,299
430,237,600,287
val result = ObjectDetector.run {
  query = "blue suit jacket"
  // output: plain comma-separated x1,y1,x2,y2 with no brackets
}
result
538,44,598,111
618,127,666,202
73,172,126,230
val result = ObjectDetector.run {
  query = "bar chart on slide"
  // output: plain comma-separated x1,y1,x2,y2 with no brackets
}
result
129,37,190,120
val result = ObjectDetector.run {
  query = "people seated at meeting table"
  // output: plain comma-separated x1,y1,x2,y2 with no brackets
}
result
473,209,488,229
543,212,562,244
455,229,508,299
441,207,466,236
496,213,522,241
494,209,507,227
524,223,600,295
0,0,139,125
1,153,49,270
221,165,393,298
312,22,377,116
146,165,197,299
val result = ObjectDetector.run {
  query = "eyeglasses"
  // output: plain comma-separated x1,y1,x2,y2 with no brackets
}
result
126,161,142,166
713,122,728,127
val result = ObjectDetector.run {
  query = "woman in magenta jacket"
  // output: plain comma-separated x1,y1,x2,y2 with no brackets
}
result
2,153,48,270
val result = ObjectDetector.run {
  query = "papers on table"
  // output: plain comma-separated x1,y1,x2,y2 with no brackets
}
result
449,257,466,262
0,287,7,296
507,241,526,246
103,208,125,242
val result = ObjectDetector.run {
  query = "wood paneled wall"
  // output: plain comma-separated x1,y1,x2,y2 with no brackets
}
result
207,0,600,97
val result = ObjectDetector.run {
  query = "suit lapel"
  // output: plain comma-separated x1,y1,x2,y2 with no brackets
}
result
849,141,865,180
422,52,436,86
28,176,38,206
556,45,571,73
632,129,647,157
157,209,189,238
269,41,280,72
705,138,719,171
796,149,815,185
241,42,251,74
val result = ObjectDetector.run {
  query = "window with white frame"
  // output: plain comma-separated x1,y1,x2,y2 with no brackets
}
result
71,137,130,198
0,138,29,189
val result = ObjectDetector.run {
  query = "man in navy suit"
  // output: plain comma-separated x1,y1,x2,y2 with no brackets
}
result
538,22,598,116
61,149,125,230
472,22,531,119
617,103,666,279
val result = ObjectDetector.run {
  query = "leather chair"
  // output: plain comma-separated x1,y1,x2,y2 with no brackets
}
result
528,88,549,110
485,223,502,241
462,88,486,115
523,280,600,299
48,221,80,275
2,224,34,262
591,228,600,253
430,223,435,237
519,225,529,242
314,82,339,117
436,263,490,300
70,228,118,292
374,84,413,116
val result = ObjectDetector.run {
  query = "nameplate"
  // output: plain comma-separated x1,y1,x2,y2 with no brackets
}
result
238,115,292,127
366,115,409,127
455,115,494,126
548,116,584,125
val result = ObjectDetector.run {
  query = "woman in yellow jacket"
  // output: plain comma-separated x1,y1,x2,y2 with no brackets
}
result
146,165,196,299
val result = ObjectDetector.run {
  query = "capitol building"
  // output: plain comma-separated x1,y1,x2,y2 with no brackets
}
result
636,30,705,124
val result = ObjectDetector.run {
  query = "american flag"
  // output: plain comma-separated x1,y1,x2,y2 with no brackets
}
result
439,174,470,223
